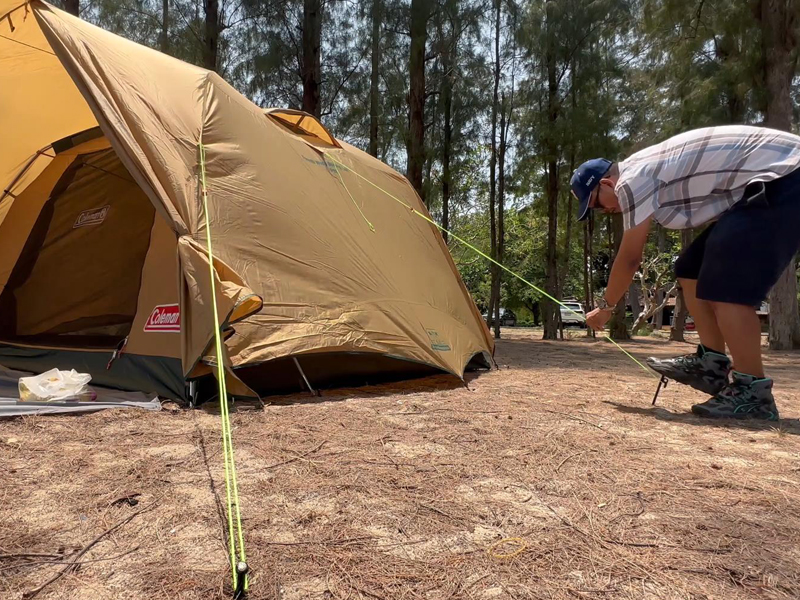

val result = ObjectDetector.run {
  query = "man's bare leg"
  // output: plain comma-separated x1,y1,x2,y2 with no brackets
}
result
678,278,726,352
709,302,764,378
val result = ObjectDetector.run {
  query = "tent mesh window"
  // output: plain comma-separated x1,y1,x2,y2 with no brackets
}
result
0,148,155,348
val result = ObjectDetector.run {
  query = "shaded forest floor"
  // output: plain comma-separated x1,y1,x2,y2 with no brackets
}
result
2,329,800,600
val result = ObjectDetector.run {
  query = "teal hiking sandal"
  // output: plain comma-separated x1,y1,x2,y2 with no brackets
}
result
691,372,780,421
647,345,731,396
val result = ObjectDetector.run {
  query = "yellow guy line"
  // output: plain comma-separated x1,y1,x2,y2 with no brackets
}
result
198,140,249,591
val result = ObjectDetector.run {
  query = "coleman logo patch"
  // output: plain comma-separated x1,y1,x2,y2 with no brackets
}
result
144,304,181,333
74,206,110,228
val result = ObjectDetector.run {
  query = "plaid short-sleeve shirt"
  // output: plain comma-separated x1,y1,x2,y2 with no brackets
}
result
616,125,800,230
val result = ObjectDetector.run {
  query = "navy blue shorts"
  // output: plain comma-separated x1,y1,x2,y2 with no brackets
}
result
674,168,800,306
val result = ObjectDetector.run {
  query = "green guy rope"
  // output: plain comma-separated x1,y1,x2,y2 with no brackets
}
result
198,140,249,595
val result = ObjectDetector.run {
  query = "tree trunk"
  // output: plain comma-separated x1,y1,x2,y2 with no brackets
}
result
609,214,630,340
499,102,510,256
64,0,79,16
761,0,800,349
542,4,560,340
302,0,323,118
497,93,509,338
408,0,430,203
634,282,677,334
558,56,570,345
670,289,689,342
653,225,667,329
560,58,577,298
769,259,800,348
628,281,642,326
441,63,452,243
669,230,694,342
488,0,501,340
203,0,219,71
560,154,575,296
160,0,169,54
583,218,595,337
368,0,382,157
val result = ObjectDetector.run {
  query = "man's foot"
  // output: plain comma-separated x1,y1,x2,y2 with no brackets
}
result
646,345,731,395
691,372,780,421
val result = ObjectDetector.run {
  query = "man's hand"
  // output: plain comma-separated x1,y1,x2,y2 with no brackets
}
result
585,307,614,331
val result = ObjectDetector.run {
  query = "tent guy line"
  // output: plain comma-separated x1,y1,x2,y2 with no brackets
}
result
198,140,248,595
319,150,658,381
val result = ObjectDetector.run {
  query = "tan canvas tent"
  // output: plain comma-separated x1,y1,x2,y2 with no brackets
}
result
0,0,493,401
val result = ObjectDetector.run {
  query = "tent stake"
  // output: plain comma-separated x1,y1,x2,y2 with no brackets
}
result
651,376,668,405
233,561,249,599
293,357,319,396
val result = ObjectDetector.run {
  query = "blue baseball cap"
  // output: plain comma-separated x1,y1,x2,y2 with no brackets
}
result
571,158,612,221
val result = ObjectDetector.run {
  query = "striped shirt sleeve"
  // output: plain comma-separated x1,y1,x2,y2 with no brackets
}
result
617,176,659,229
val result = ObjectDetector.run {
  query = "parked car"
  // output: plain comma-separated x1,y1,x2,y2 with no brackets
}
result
482,308,517,327
560,300,586,328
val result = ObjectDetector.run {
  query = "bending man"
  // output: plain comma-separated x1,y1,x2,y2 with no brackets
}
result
571,125,800,420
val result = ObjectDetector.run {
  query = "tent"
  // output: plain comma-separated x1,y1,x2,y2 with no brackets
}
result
0,1,493,402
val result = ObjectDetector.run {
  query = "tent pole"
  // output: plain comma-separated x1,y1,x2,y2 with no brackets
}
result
187,379,197,408
292,356,318,396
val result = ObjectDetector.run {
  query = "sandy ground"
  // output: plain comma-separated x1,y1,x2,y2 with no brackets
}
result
2,329,799,600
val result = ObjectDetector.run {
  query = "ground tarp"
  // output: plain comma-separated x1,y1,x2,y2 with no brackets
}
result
0,366,160,417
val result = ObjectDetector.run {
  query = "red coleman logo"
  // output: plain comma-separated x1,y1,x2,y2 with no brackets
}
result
144,304,181,333
74,206,110,228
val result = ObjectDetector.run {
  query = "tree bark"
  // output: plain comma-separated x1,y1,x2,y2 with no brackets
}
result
653,225,667,329
160,0,169,54
560,153,575,296
560,58,578,298
584,218,595,338
670,230,694,342
302,0,323,118
408,0,431,203
488,0,502,340
609,214,630,340
628,280,642,325
441,58,452,243
64,0,79,16
497,93,508,339
203,0,219,71
368,0,382,157
559,147,570,342
437,4,455,243
670,289,689,342
633,282,677,334
760,0,800,349
542,3,560,340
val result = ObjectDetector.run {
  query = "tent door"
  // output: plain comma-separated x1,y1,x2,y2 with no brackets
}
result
0,147,156,349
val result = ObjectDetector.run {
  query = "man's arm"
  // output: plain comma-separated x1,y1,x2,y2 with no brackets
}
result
605,216,652,305
585,217,652,330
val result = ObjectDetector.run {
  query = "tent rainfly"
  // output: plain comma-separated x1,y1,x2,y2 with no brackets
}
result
0,0,493,401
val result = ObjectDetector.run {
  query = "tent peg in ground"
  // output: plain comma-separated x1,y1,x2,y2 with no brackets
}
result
233,561,249,599
651,375,669,405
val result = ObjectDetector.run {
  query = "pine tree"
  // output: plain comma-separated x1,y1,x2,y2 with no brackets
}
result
759,0,800,350
302,0,323,117
408,0,432,203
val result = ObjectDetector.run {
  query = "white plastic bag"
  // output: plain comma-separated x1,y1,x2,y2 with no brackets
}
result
18,369,95,402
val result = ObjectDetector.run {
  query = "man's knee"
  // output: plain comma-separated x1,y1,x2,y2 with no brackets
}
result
708,300,757,313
